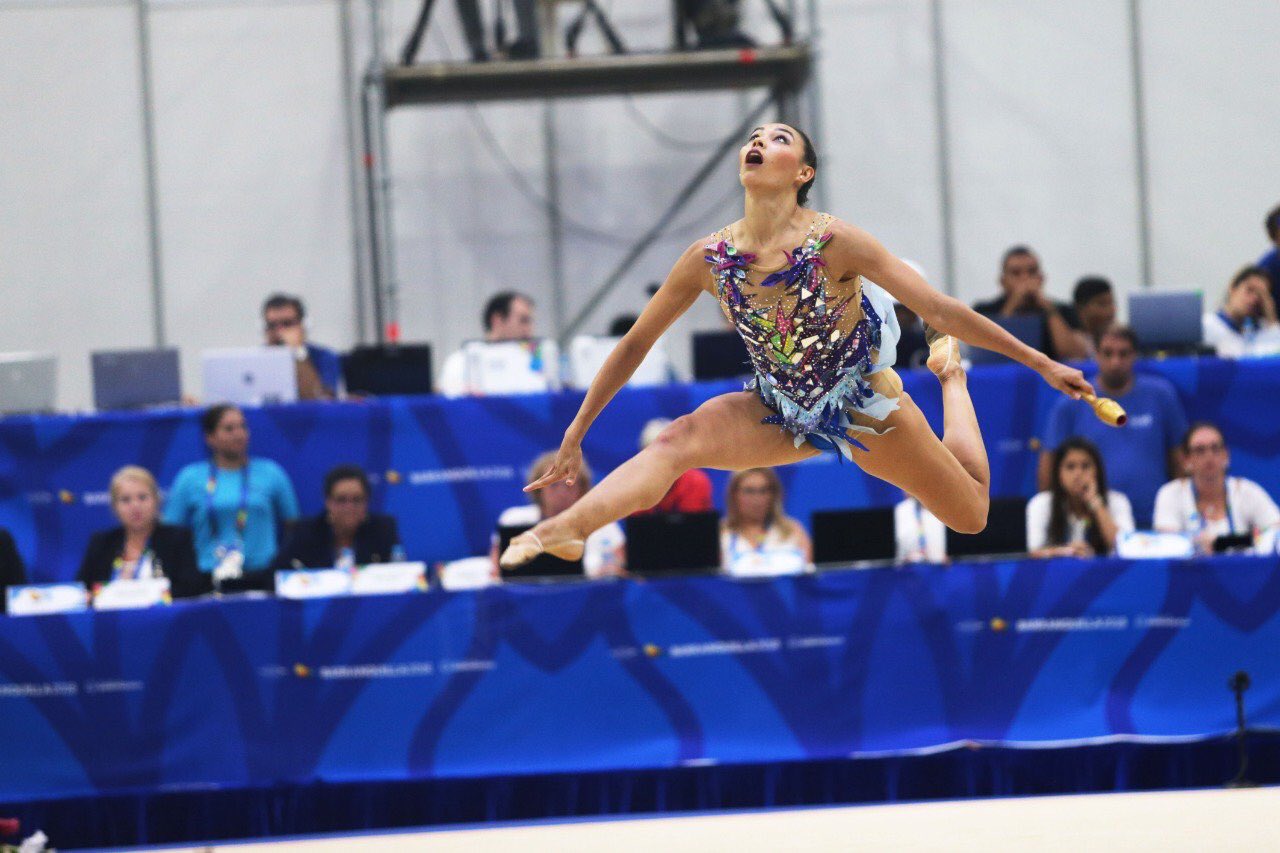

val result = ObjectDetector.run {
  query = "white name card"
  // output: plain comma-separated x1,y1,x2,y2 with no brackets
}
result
7,583,90,616
275,569,353,600
1117,531,1195,560
92,577,172,611
350,562,428,596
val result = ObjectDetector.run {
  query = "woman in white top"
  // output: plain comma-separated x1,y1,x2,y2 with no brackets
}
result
720,468,811,577
1026,437,1134,558
493,451,626,578
1153,421,1280,554
1202,266,1280,358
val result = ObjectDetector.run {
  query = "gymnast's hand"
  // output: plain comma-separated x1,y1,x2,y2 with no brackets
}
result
1040,361,1094,401
523,440,584,492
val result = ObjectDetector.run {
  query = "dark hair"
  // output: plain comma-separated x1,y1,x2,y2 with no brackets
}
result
1229,265,1269,290
262,293,305,320
1073,276,1112,307
608,314,638,337
1001,245,1037,270
1098,324,1138,351
795,127,818,206
1046,437,1110,555
483,291,531,332
1181,420,1226,455
1266,204,1280,241
200,404,241,436
324,464,371,498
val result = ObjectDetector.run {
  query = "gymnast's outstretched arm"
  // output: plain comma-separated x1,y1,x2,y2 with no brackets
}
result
526,239,709,492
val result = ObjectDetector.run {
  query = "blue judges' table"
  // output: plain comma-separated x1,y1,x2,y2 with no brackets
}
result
1,356,1278,580
1,555,1277,807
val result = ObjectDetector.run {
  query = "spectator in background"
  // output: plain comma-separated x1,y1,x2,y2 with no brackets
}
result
629,418,713,515
438,291,536,397
1153,422,1280,555
164,404,299,588
0,528,28,613
1039,326,1186,527
973,245,1088,361
493,451,625,578
274,465,402,570
894,494,947,563
1202,266,1280,358
720,468,810,576
262,293,341,400
1259,204,1280,304
1027,437,1134,558
78,466,205,598
1072,276,1117,353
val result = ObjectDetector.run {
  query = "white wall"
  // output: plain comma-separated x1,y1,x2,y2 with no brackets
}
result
3,0,1278,410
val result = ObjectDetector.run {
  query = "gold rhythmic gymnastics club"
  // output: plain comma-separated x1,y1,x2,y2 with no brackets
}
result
1081,392,1127,427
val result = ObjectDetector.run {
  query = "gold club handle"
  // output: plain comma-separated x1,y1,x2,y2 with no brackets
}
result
1082,392,1127,427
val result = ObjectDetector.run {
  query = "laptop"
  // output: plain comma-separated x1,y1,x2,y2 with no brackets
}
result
624,511,722,575
945,496,1028,559
462,339,560,395
201,347,297,406
343,343,433,396
967,315,1044,365
497,524,584,579
566,335,670,389
0,352,56,415
692,330,751,380
810,507,897,565
91,348,181,411
1128,291,1203,352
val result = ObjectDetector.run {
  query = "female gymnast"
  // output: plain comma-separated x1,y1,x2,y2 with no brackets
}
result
500,122,1094,568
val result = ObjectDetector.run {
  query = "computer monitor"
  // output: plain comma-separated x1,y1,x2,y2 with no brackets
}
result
967,315,1044,365
810,507,897,565
91,348,181,411
945,496,1028,559
1128,291,1203,352
496,524,584,579
566,335,670,389
462,339,560,396
0,352,56,415
624,511,722,575
343,343,433,396
692,330,751,381
201,347,297,406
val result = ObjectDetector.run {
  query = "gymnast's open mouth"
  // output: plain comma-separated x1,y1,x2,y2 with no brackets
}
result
745,150,764,165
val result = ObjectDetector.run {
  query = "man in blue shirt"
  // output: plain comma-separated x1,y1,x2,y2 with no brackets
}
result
1259,204,1280,305
1039,326,1187,527
263,293,342,399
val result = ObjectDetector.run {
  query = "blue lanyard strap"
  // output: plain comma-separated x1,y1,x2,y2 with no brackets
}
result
206,461,251,540
1190,478,1233,536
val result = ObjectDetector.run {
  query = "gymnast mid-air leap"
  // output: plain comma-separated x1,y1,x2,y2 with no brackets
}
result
501,122,1096,569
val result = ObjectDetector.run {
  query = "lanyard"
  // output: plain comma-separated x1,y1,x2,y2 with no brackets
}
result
1189,478,1233,536
112,540,154,581
915,501,929,558
206,461,251,541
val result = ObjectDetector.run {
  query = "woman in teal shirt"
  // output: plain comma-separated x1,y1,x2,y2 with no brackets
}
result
164,404,300,585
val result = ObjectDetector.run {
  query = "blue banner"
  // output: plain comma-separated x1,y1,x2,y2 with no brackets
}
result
1,357,1278,580
1,557,1277,803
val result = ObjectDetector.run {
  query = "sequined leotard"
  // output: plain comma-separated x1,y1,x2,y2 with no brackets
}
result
704,212,901,459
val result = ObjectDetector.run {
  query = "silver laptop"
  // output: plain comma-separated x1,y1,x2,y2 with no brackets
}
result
201,347,297,406
462,339,560,396
0,352,56,415
1128,291,1203,351
92,348,182,411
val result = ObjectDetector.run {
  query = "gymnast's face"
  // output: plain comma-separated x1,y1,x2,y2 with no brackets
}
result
739,124,813,200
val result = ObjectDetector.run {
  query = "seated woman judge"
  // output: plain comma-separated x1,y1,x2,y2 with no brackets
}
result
273,465,402,569
78,466,206,597
720,467,812,576
1026,437,1134,558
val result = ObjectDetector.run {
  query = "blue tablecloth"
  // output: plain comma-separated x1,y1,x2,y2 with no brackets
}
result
1,556,1277,805
1,357,1278,580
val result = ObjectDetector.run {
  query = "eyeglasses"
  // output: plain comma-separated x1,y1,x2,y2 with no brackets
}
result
1187,443,1225,456
328,495,367,505
265,318,300,331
